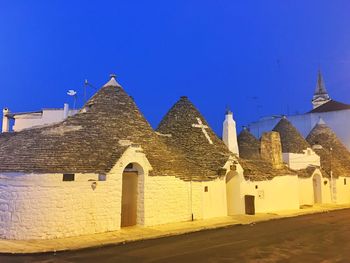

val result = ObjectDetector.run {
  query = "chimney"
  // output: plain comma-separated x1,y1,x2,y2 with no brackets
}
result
63,103,69,119
222,109,239,156
2,108,10,133
260,131,284,169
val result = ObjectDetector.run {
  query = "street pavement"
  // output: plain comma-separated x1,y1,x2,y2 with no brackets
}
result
2,208,350,263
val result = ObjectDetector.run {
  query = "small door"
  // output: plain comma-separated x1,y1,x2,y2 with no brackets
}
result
313,175,322,204
245,195,255,215
121,171,138,227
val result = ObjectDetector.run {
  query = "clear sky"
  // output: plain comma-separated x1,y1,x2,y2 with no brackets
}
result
1,1,350,135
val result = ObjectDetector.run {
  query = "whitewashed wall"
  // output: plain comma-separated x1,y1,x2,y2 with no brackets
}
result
143,176,229,226
298,170,331,206
0,146,150,240
282,149,320,170
201,178,228,219
227,172,300,214
0,172,121,240
13,109,77,132
0,145,232,240
335,177,350,204
143,175,192,226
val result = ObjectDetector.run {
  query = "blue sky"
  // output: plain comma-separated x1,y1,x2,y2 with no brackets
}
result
1,1,350,135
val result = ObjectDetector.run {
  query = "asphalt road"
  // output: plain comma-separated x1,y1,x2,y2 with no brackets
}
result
3,209,350,263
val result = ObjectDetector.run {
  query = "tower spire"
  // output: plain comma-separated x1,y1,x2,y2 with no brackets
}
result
312,70,330,109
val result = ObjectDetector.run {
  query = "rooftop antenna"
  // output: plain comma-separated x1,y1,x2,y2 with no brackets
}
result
67,90,77,109
83,79,97,103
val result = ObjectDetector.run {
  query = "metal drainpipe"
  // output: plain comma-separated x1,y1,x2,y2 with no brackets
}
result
190,180,194,221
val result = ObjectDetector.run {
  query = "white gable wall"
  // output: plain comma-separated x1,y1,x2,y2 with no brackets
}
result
282,149,320,170
13,108,78,132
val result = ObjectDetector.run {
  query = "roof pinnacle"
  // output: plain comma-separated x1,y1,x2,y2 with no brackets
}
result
312,69,331,109
103,73,121,88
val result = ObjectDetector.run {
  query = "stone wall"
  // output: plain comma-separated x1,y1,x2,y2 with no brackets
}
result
260,132,284,169
0,172,121,240
0,146,150,240
0,145,230,240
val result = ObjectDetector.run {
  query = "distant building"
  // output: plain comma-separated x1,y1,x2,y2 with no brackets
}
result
248,70,350,150
2,104,78,132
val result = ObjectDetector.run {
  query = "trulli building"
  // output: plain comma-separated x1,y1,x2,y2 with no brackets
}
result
0,76,238,240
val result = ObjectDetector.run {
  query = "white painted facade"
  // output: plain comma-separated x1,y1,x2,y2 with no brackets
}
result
2,104,78,132
334,177,350,204
0,145,231,240
226,168,300,215
282,148,320,170
298,169,332,206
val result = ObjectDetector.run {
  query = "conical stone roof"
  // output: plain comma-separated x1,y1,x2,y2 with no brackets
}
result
0,77,192,180
237,128,260,159
272,118,310,153
157,96,232,180
236,128,295,180
306,123,350,177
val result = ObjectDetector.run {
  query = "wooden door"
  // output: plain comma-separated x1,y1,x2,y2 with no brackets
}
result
244,195,255,215
121,171,138,227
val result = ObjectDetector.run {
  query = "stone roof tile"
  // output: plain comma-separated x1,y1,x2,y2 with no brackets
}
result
306,123,350,177
272,118,310,153
0,80,197,181
157,96,232,180
237,128,260,159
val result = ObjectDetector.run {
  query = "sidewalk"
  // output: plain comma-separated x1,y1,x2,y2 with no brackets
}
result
1,204,349,254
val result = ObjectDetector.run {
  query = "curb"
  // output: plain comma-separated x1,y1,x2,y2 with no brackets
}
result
1,206,349,255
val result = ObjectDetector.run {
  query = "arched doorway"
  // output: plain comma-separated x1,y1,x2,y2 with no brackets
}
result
226,171,240,215
121,162,143,227
313,174,322,204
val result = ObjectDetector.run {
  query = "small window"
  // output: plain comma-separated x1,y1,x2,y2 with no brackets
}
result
98,174,107,181
204,186,208,192
255,185,258,189
344,178,347,185
63,174,75,181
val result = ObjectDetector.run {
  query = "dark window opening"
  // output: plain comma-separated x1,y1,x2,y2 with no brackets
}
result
63,174,75,181
125,163,133,169
99,174,107,181
344,178,347,185
204,186,208,192
255,185,258,189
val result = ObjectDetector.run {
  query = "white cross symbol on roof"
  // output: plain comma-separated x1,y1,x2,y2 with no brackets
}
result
192,117,213,144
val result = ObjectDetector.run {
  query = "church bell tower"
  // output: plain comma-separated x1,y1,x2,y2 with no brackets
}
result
312,70,330,109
